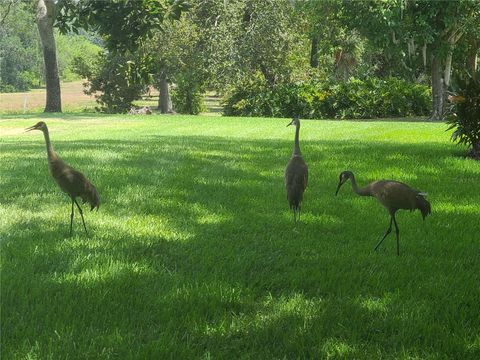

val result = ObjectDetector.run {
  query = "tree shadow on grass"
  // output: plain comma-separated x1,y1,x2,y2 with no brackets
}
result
2,135,480,358
3,214,479,358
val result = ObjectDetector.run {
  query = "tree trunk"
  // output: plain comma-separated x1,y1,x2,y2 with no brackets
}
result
157,70,172,113
469,141,480,160
467,39,479,80
422,42,427,71
36,0,61,112
259,63,276,87
443,51,453,89
309,34,319,68
430,54,444,121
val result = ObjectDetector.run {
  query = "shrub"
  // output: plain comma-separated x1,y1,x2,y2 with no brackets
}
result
74,51,148,113
171,73,205,115
0,84,17,93
223,77,431,119
56,33,102,83
222,73,272,117
446,72,480,159
325,78,431,119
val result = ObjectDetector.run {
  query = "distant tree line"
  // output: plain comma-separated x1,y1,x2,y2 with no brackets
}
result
1,0,479,120
74,0,480,119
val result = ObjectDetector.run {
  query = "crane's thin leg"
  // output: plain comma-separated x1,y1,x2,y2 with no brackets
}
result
393,215,400,256
69,198,75,237
374,217,393,251
74,199,89,236
298,206,301,222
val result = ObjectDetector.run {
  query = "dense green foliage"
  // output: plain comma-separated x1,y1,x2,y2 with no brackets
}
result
74,51,148,113
56,0,189,52
0,1,101,93
152,16,206,114
142,0,307,114
2,115,479,358
328,78,431,118
56,0,189,112
5,0,476,116
224,77,431,119
0,1,42,92
55,34,102,83
171,76,206,115
447,71,480,158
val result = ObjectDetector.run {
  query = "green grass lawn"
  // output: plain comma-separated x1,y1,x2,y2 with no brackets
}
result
1,114,479,359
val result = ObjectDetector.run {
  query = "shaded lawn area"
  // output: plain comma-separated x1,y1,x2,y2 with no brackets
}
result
1,115,479,359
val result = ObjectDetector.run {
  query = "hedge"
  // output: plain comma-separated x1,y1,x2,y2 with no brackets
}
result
223,77,431,119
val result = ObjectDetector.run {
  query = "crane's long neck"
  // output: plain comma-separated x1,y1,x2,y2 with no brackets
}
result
292,122,301,156
350,174,371,197
42,127,57,161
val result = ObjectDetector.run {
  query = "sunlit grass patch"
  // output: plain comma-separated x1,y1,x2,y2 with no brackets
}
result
356,293,392,313
322,338,357,358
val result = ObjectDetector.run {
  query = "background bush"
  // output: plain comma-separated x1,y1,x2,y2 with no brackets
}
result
74,52,148,113
0,0,102,93
447,71,480,159
56,34,103,82
223,76,431,119
171,73,206,115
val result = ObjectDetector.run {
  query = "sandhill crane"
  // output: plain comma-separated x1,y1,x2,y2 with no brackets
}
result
335,171,431,255
285,117,308,223
26,121,99,236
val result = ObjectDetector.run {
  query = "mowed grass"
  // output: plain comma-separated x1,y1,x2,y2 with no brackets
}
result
1,114,479,359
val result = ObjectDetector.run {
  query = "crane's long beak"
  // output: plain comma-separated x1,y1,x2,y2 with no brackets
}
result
335,182,343,196
24,125,37,132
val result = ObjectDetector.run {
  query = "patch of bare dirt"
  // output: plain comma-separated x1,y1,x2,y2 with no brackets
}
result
0,81,96,113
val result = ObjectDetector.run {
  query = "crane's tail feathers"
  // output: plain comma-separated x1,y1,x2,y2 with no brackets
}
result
81,182,100,212
416,194,431,220
90,185,100,211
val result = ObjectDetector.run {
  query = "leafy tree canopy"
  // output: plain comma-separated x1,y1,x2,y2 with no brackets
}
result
56,0,190,52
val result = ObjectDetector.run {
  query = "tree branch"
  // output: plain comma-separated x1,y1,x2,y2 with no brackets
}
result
0,0,16,25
